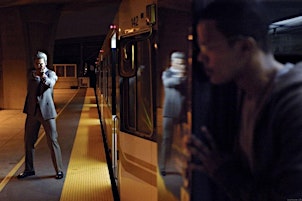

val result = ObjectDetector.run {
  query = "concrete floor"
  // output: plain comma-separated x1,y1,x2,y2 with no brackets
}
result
0,89,79,201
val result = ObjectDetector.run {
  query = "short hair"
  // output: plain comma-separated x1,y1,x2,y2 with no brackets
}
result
171,51,186,60
34,51,47,64
197,0,271,53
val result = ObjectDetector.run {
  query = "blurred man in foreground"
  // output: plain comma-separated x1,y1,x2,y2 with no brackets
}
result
188,1,302,200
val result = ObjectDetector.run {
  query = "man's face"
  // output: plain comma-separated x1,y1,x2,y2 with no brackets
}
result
172,58,186,71
196,20,243,84
34,58,46,73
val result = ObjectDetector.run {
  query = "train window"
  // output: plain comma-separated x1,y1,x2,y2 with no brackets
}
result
100,54,112,107
107,68,112,108
53,64,77,78
105,63,112,107
121,38,154,139
66,65,76,77
120,41,137,77
54,65,64,77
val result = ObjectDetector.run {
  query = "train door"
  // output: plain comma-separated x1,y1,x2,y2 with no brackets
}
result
106,1,192,200
118,31,157,201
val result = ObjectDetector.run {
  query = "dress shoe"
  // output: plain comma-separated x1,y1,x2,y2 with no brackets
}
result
56,171,64,179
17,171,35,179
160,170,166,176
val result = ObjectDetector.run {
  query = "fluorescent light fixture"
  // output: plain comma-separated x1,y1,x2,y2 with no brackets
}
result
270,16,302,33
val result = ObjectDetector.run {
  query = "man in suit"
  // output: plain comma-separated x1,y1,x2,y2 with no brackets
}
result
159,51,187,176
17,51,63,180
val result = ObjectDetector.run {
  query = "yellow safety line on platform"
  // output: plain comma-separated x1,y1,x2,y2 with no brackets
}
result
0,89,78,193
60,88,113,201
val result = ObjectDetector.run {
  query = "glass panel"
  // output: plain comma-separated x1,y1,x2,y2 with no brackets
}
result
120,41,136,77
123,38,153,139
107,68,112,108
128,76,136,128
66,65,75,77
55,66,64,77
136,40,152,135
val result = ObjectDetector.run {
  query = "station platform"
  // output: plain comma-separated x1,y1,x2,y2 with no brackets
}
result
0,88,118,201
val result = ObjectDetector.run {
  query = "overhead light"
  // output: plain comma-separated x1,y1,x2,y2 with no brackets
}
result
269,16,302,33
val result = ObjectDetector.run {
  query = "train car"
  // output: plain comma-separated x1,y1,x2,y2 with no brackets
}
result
96,0,192,201
97,1,302,201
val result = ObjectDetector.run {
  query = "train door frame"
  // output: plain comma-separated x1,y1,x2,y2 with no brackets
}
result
117,28,158,201
110,29,119,182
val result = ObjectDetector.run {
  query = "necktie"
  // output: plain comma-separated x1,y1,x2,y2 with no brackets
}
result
38,77,44,97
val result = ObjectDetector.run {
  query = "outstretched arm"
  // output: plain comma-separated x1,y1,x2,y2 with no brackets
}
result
41,70,58,88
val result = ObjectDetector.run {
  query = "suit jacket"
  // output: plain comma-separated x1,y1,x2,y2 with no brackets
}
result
162,67,187,119
23,68,58,120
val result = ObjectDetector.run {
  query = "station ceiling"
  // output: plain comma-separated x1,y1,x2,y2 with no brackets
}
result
0,0,122,39
1,0,302,38
0,0,121,9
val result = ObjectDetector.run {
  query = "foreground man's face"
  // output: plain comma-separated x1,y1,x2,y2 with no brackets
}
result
196,20,243,84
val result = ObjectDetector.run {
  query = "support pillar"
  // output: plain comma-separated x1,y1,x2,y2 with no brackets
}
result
0,4,61,109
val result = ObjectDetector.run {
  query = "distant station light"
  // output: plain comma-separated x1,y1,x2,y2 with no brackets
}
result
110,25,117,29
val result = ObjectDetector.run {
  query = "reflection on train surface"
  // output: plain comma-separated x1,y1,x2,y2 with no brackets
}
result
96,0,191,200
96,0,302,201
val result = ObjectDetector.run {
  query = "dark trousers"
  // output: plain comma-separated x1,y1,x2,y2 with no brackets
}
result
159,117,175,171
